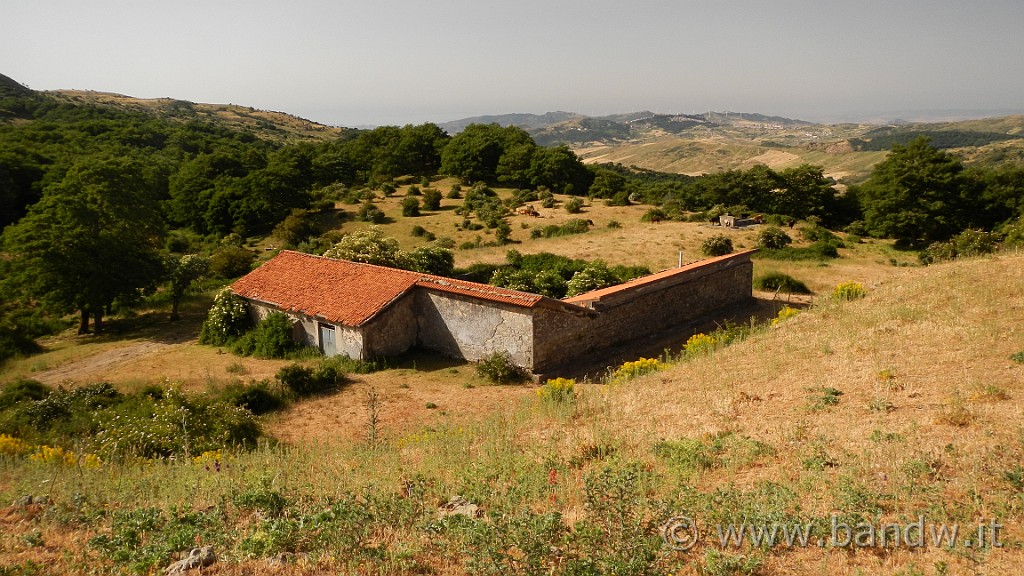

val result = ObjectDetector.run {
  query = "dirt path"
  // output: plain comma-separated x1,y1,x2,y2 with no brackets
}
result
31,340,176,386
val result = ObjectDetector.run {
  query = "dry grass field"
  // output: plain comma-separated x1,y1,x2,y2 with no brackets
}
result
2,186,1022,575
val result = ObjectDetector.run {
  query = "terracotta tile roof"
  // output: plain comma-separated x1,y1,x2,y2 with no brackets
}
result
414,276,544,307
231,251,422,326
231,251,576,327
563,250,756,305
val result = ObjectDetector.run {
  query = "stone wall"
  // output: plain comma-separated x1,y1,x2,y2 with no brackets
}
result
362,294,418,358
533,252,754,373
414,289,535,367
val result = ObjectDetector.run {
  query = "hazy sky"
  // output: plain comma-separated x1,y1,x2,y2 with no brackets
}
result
4,0,1023,127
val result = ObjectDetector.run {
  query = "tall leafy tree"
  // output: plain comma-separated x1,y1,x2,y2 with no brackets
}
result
440,124,533,183
2,155,165,333
165,253,210,321
855,137,972,246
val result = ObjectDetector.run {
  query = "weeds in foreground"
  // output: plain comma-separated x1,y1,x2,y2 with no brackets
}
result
832,280,866,301
536,378,576,404
806,386,844,411
935,393,975,427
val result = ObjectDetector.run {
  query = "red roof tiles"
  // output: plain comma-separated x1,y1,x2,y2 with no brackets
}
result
231,251,421,326
230,251,562,327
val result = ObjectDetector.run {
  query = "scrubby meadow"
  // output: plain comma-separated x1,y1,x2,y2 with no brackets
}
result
2,76,1024,574
2,252,1023,575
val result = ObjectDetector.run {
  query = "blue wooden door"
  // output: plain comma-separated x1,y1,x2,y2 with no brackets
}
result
319,324,336,356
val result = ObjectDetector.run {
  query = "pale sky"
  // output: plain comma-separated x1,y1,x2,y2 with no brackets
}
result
4,0,1023,127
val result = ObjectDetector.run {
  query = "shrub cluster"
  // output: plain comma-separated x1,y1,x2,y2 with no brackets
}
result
531,218,592,239
920,229,1001,264
753,272,811,294
755,226,793,249
0,381,261,460
357,201,386,223
401,196,421,217
475,351,530,384
230,312,300,359
487,250,648,299
700,234,734,257
275,361,347,397
564,197,584,214
753,240,840,261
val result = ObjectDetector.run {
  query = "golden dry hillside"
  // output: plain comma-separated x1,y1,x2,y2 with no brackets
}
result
2,251,1022,575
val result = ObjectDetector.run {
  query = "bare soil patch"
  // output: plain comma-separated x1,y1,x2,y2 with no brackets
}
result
264,358,537,445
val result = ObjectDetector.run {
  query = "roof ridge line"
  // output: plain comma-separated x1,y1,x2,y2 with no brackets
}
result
414,276,540,303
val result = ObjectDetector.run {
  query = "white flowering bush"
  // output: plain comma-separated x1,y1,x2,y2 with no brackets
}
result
323,225,405,267
91,387,261,459
199,289,251,345
566,261,618,297
0,382,261,460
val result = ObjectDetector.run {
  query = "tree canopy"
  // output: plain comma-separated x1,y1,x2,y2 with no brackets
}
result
854,137,974,246
2,155,166,333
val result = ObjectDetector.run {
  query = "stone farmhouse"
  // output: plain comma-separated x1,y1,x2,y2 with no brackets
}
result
230,249,754,375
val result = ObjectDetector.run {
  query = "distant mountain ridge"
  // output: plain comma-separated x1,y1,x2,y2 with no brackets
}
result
437,111,582,134
439,109,817,145
5,72,1024,179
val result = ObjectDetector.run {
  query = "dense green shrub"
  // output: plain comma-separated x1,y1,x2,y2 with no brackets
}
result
421,188,442,210
272,209,317,247
536,218,591,239
0,378,50,409
755,226,793,250
798,223,844,246
209,246,256,279
218,381,288,415
641,208,668,223
198,289,252,346
401,196,421,217
475,351,529,384
701,234,734,257
1001,217,1024,248
753,272,811,294
920,229,1001,264
276,361,347,397
91,388,261,459
231,312,298,359
754,240,840,261
565,197,584,214
495,220,512,244
405,244,455,276
357,201,386,223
